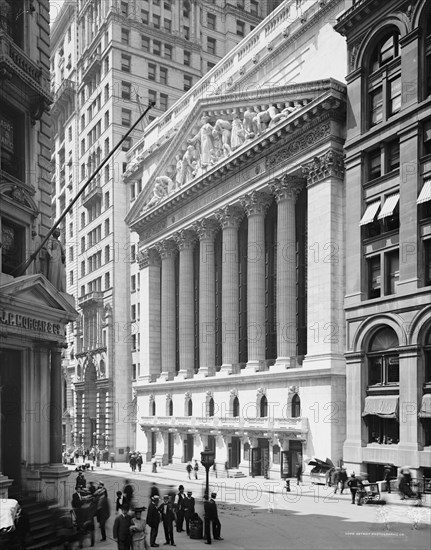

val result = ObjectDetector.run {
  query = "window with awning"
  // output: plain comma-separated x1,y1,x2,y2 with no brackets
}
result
360,200,380,226
377,192,399,219
419,394,431,419
362,395,399,418
418,179,431,204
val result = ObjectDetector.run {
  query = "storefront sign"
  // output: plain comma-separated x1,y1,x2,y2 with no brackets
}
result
0,310,62,335
0,115,14,153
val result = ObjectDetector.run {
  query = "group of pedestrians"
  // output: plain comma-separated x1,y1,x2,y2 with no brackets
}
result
186,460,200,479
128,451,144,473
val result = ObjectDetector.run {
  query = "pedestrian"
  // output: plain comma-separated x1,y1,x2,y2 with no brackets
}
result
88,481,97,495
152,455,158,473
213,463,217,478
295,463,302,486
347,472,361,504
110,453,115,469
123,479,135,510
137,453,143,473
225,461,229,478
204,492,223,544
146,494,161,547
95,481,110,542
116,490,124,513
75,471,86,491
159,495,176,546
174,485,185,533
339,467,347,494
186,462,192,480
149,482,160,501
130,454,137,473
113,504,133,550
333,468,341,494
193,460,199,480
383,465,392,494
130,507,148,550
183,490,195,535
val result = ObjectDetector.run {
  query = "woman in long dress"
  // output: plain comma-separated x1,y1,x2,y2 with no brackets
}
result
130,508,148,550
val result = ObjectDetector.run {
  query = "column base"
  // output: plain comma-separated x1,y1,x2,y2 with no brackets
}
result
245,360,259,373
39,464,71,507
175,369,188,380
270,359,290,372
194,368,209,379
217,364,233,376
160,371,175,381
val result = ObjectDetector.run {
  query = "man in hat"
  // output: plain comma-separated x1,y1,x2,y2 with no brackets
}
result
113,504,132,550
146,495,161,547
95,481,110,542
204,492,223,544
174,485,185,533
159,495,176,546
183,491,195,536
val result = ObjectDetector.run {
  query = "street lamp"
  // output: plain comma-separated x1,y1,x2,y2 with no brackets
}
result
200,447,215,500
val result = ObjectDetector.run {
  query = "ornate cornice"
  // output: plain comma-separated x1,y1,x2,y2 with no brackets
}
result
302,149,345,186
240,191,272,216
214,205,244,229
193,218,219,240
137,248,160,269
173,229,197,250
269,175,304,203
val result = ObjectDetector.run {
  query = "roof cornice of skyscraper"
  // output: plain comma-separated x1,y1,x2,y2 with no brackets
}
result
51,0,78,48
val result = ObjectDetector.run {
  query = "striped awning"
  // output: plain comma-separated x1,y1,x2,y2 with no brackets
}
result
359,200,381,226
418,394,431,419
417,179,431,205
362,395,399,419
377,193,400,219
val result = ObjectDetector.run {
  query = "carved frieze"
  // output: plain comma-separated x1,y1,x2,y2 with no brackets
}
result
137,248,160,269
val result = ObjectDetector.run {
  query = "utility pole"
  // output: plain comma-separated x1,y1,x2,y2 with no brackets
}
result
16,101,155,277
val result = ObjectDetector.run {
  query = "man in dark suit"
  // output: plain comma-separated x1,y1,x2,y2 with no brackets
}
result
146,495,161,547
183,490,196,535
159,495,176,546
113,505,132,550
174,485,185,532
204,492,223,544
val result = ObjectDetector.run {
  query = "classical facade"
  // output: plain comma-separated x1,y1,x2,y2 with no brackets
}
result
50,0,278,457
0,0,76,504
335,0,431,482
125,0,348,477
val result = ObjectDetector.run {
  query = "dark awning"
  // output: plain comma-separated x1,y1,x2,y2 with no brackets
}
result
418,394,431,419
362,395,399,419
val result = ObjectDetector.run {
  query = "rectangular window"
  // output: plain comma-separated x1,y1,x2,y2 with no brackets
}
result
160,67,168,85
368,147,381,180
164,2,171,10
183,26,190,40
236,20,245,37
250,0,258,16
121,54,131,72
164,18,171,32
121,81,131,100
105,245,110,263
149,89,157,104
164,43,172,59
153,40,161,56
184,75,192,91
104,84,109,102
104,111,109,130
160,93,168,111
389,76,401,116
1,219,25,276
153,14,160,28
207,12,216,30
370,87,383,126
424,239,431,286
105,191,110,208
141,9,149,24
207,61,216,71
121,1,128,16
387,140,400,172
385,250,399,295
423,119,431,156
184,50,191,66
121,108,132,127
105,218,110,236
207,37,216,55
122,136,132,151
121,28,129,45
142,36,150,51
148,63,156,80
105,272,110,289
368,256,381,299
131,275,136,292
81,260,85,277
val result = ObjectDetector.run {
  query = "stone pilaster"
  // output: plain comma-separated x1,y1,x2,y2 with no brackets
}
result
139,248,161,382
215,205,243,374
270,176,304,371
193,219,219,377
174,230,197,379
156,240,178,381
240,191,272,371
50,347,64,465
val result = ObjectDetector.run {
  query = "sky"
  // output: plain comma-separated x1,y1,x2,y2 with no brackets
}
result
50,0,66,25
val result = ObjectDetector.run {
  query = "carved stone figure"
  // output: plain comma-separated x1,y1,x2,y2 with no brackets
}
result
46,228,66,292
230,115,245,150
188,116,214,167
145,176,170,209
212,119,232,157
181,145,197,184
243,107,256,138
253,105,279,134
175,154,183,188
269,102,298,126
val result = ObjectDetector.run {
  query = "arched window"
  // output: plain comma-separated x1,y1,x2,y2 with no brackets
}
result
367,29,401,127
424,328,431,383
187,399,193,417
207,397,215,417
367,327,399,386
291,394,301,418
151,400,156,416
260,395,268,417
232,396,240,417
424,10,431,96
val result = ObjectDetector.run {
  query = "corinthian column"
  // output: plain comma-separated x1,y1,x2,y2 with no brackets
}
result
174,229,197,379
215,205,243,374
50,347,63,465
270,176,304,371
156,240,178,380
193,219,219,377
240,191,272,372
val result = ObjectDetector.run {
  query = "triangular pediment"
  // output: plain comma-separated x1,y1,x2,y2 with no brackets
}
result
0,274,77,320
125,79,346,226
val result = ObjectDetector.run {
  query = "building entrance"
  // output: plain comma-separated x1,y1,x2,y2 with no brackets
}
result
288,440,303,477
0,349,22,485
168,433,174,463
184,434,194,462
228,436,240,468
250,438,269,477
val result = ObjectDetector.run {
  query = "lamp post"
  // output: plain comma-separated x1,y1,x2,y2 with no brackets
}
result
200,447,215,500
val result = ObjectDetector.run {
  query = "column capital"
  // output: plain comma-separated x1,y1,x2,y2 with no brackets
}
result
302,149,344,186
193,218,219,240
215,205,244,229
156,239,178,259
240,191,272,216
138,248,160,268
269,175,304,203
173,229,197,250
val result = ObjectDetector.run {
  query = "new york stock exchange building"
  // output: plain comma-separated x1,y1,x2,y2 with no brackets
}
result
124,0,348,479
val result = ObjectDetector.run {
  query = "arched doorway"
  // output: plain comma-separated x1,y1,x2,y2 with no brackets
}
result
84,358,97,448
